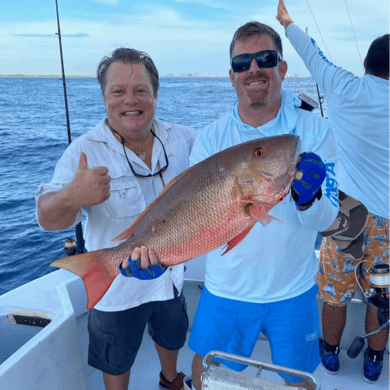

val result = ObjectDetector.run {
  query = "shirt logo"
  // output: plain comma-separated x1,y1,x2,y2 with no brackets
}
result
305,332,317,342
324,162,338,207
311,38,336,68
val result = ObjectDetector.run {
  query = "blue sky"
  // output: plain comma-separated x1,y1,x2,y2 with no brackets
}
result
1,0,388,77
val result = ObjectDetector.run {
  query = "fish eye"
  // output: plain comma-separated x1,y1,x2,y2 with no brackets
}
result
253,147,263,157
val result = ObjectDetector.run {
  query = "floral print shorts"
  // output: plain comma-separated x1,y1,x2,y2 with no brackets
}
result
318,213,389,307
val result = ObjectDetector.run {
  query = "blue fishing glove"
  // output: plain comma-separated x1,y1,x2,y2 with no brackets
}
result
291,152,326,208
119,258,167,280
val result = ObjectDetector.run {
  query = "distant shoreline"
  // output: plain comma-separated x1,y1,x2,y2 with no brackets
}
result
0,75,94,78
0,74,310,79
0,74,229,79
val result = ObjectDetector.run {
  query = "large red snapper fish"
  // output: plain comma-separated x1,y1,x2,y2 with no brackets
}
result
51,134,302,309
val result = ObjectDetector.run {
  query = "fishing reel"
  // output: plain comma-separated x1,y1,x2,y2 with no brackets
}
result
347,262,390,358
63,225,85,256
48,237,81,273
297,93,318,112
63,237,84,256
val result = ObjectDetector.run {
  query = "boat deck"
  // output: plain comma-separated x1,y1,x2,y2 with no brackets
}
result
1,268,388,390
87,329,389,389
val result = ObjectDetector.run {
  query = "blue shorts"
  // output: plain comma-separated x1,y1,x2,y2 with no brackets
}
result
88,287,188,375
188,285,320,383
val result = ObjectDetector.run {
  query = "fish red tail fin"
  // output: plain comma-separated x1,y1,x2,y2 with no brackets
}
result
51,249,119,310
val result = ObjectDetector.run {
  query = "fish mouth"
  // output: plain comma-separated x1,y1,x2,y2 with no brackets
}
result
288,136,302,176
284,136,303,192
269,136,302,199
293,136,303,164
264,136,302,183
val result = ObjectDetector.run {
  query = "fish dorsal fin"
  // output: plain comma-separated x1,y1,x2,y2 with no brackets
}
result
156,163,198,198
113,164,198,242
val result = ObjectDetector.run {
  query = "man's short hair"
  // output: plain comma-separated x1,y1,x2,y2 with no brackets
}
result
365,34,389,78
230,22,283,60
97,48,159,96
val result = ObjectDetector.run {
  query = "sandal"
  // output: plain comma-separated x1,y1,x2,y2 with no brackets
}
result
159,371,186,390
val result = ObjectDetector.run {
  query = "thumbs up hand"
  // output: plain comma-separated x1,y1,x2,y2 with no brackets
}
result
68,152,111,208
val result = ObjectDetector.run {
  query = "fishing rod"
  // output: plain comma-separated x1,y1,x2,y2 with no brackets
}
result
55,0,85,255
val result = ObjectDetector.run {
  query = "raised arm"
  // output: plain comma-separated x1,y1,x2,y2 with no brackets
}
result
276,0,294,29
276,0,353,97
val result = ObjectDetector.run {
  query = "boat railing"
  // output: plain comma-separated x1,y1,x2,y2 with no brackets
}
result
201,350,320,390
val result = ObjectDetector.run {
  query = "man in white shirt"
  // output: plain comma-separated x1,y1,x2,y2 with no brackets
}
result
36,48,195,390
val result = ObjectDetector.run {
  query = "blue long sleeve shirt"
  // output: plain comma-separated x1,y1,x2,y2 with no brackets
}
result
190,89,339,303
286,23,389,218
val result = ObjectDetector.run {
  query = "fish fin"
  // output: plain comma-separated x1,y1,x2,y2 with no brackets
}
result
222,225,254,255
155,164,198,197
51,249,119,310
113,228,135,242
248,202,283,226
113,165,199,242
257,213,283,227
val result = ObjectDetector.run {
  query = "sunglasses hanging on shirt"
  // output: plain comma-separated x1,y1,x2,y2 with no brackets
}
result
113,129,169,178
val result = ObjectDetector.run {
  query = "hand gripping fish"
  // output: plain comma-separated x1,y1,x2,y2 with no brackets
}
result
51,134,302,309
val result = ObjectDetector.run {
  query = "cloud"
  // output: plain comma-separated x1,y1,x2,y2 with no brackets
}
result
171,0,232,10
13,32,89,38
92,0,120,5
137,6,184,25
0,0,387,77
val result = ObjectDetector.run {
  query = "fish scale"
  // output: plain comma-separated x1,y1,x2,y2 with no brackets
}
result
51,134,301,309
128,172,250,263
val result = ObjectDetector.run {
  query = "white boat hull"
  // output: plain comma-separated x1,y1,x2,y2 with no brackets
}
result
0,257,388,389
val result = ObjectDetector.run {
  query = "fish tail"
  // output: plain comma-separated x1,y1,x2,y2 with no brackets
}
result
51,249,119,310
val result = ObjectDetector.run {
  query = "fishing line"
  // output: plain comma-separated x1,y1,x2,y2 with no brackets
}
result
305,0,333,62
344,0,363,66
304,0,334,117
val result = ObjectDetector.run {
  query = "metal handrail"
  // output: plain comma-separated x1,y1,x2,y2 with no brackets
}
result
203,350,320,390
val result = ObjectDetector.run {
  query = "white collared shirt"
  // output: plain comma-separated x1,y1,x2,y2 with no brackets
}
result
36,118,196,311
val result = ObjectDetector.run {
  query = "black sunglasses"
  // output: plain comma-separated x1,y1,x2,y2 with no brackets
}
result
231,50,282,73
117,129,169,178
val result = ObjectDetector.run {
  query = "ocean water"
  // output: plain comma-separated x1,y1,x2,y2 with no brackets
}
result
0,76,326,297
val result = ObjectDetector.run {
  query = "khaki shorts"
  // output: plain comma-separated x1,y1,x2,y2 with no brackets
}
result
318,213,389,307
